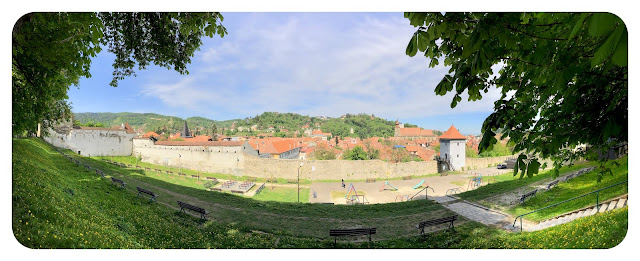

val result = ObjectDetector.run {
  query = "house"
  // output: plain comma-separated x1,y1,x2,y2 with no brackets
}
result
394,120,437,141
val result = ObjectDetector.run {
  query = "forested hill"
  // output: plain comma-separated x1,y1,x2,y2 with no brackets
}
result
72,112,239,135
73,112,427,138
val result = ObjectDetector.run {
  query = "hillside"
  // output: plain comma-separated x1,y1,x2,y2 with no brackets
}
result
73,112,239,135
12,138,627,249
74,111,428,138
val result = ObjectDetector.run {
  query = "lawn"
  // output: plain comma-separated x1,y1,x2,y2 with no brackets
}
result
505,157,628,222
13,138,628,249
253,186,310,203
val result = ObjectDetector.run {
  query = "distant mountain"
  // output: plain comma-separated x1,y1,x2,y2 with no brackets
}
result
72,112,239,135
72,111,433,138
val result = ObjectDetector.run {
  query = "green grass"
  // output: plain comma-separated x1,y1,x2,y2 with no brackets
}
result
253,186,310,203
457,162,595,202
13,138,628,249
506,157,628,222
379,206,627,249
96,156,314,185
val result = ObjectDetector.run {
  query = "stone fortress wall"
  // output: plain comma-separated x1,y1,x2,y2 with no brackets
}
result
132,139,252,175
44,122,136,157
243,156,439,180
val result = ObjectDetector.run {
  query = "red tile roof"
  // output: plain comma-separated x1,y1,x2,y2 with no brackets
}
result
154,141,243,146
439,125,466,140
397,127,434,137
124,122,136,134
143,131,161,137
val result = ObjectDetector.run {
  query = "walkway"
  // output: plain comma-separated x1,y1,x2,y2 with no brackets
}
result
430,195,524,231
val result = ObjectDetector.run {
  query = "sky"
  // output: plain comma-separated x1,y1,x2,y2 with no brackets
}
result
68,12,504,135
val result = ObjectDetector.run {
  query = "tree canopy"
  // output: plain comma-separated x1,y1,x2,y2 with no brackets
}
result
12,12,227,136
405,13,627,180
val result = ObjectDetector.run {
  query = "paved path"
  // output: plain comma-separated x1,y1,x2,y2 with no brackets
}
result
430,195,524,231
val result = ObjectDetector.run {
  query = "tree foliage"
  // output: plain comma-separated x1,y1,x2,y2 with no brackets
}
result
405,13,627,179
12,12,227,136
343,145,369,160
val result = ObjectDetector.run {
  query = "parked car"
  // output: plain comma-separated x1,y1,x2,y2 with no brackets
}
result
497,163,507,169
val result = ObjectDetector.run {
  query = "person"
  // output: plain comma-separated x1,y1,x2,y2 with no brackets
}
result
341,179,345,188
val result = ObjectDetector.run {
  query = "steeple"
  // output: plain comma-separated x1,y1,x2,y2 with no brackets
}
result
182,121,193,138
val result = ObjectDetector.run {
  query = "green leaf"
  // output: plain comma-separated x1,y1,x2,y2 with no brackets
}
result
513,154,527,177
588,13,618,37
406,33,418,57
526,158,541,178
569,13,588,39
612,27,628,66
591,25,624,67
417,31,429,52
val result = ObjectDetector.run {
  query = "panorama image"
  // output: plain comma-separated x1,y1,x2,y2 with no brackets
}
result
11,11,628,250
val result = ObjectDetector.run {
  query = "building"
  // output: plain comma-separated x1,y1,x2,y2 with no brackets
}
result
439,125,466,171
394,120,437,141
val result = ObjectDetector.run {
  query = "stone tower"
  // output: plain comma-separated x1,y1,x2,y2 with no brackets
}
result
439,125,466,171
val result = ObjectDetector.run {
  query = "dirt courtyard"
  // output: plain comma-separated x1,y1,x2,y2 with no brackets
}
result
309,167,511,204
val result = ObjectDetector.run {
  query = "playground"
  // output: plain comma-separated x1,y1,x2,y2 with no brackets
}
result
309,167,510,204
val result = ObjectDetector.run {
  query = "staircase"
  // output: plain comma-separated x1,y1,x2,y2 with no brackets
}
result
524,195,628,232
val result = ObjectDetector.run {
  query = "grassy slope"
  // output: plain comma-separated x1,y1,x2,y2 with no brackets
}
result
253,187,310,203
13,138,627,248
457,163,595,202
380,206,627,249
506,157,628,221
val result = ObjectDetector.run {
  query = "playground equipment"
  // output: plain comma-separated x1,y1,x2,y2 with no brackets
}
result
379,181,399,191
410,186,435,200
395,195,410,202
344,183,368,204
467,175,483,190
412,180,426,189
445,187,464,196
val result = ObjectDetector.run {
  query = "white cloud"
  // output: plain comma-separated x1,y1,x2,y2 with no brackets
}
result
143,13,502,120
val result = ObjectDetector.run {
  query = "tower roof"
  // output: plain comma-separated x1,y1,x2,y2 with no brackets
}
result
439,125,466,140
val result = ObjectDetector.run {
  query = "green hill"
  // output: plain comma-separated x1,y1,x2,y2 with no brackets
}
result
73,111,428,138
12,138,627,248
72,112,239,135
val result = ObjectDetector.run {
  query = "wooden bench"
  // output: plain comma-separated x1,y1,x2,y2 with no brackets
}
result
136,187,158,203
127,164,133,168
95,169,105,178
329,228,376,244
191,175,199,179
519,189,538,204
111,177,126,189
563,173,575,182
547,180,559,190
416,215,458,236
178,173,187,177
177,201,208,220
287,179,297,184
266,177,277,183
247,177,257,182
205,177,218,182
366,178,376,183
402,175,412,180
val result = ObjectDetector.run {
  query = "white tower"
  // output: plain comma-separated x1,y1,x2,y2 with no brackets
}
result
439,125,466,171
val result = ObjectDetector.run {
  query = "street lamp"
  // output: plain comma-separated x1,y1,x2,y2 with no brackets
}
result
298,162,304,203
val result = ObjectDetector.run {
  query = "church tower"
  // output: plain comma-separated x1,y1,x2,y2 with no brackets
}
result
439,125,466,171
182,121,193,138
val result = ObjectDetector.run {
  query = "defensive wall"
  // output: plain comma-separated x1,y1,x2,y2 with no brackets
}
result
132,139,255,175
44,127,136,156
243,156,439,180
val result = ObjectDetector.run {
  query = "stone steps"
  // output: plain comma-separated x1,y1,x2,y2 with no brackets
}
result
523,195,627,232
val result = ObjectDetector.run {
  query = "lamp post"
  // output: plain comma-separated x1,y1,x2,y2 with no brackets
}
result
298,162,304,203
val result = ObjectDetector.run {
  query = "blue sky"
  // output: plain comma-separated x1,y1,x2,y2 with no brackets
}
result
68,12,502,135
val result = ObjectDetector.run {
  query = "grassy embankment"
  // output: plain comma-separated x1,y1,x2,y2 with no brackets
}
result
457,162,596,202
505,156,628,221
13,138,627,248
